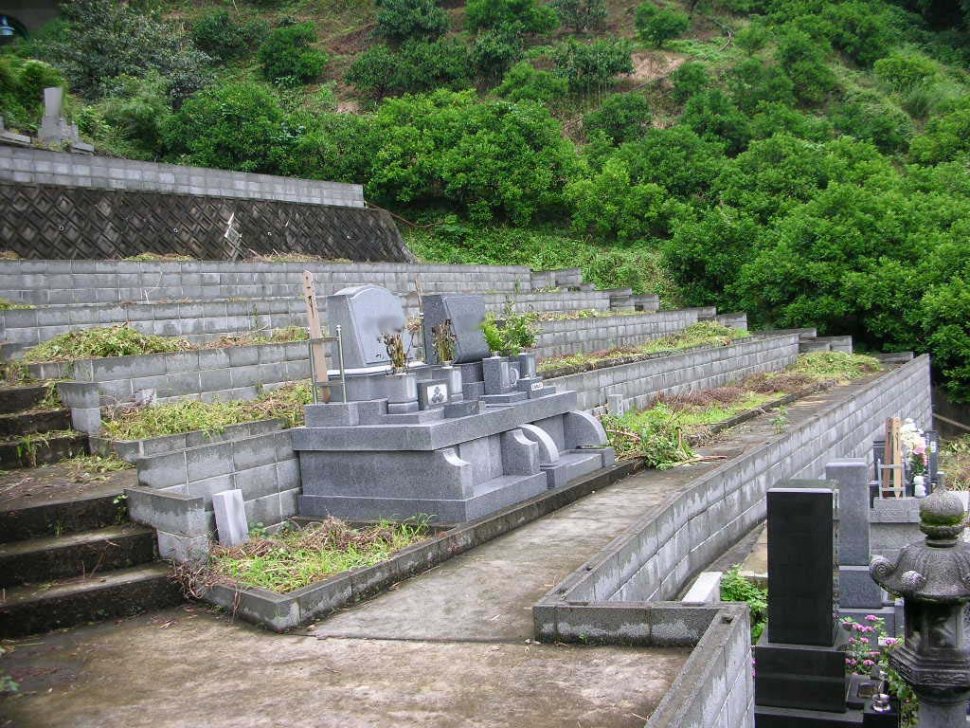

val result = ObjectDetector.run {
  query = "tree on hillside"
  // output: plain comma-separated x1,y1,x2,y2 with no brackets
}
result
552,0,608,33
552,39,633,93
258,22,328,86
465,0,558,34
635,3,690,47
375,0,450,43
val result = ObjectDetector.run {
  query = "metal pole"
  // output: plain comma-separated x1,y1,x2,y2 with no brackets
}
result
336,325,347,403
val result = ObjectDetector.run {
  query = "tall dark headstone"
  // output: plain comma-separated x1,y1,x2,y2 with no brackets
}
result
755,484,853,721
421,294,490,365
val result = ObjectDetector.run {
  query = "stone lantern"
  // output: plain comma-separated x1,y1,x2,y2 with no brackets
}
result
870,489,970,727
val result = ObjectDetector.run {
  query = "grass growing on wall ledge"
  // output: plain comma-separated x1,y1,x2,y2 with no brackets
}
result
207,517,431,594
102,382,312,441
602,351,884,469
20,325,309,364
537,321,748,376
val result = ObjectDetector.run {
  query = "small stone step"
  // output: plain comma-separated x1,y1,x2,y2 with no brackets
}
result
0,431,87,469
0,407,72,438
0,523,157,588
0,384,50,415
1,483,129,544
0,563,184,638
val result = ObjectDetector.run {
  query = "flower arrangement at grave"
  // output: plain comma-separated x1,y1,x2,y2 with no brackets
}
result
900,418,928,480
431,318,457,365
841,614,916,724
380,330,410,374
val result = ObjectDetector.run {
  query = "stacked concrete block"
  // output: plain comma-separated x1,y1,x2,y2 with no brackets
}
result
535,309,702,359
549,333,801,412
0,147,365,208
534,355,932,612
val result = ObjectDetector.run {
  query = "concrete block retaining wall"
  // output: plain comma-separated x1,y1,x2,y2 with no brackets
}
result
0,147,364,208
536,310,702,359
0,289,618,357
35,340,310,407
536,356,932,619
129,429,300,560
0,260,536,306
547,334,800,413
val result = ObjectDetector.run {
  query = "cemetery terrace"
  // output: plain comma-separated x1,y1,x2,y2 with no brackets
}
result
0,151,950,728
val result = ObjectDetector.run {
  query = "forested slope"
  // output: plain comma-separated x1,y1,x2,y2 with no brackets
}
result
1,0,968,401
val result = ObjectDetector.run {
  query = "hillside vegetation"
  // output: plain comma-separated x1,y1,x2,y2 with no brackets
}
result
1,0,969,402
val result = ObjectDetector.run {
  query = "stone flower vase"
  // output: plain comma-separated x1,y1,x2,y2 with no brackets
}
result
383,371,418,404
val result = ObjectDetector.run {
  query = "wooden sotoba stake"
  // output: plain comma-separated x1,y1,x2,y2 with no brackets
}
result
302,270,330,404
891,417,903,498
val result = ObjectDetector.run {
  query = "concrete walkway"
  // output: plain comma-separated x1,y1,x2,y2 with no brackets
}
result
1,380,873,728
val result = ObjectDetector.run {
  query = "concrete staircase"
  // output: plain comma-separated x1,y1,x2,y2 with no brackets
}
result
0,482,183,638
0,384,86,469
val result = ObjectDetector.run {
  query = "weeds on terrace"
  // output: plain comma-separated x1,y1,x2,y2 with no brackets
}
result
247,252,352,264
21,324,309,364
68,453,131,482
941,435,970,490
789,352,882,382
103,382,312,440
0,297,34,310
123,253,195,262
720,567,767,642
599,352,881,469
537,321,748,376
602,390,776,468
207,517,430,593
22,325,190,363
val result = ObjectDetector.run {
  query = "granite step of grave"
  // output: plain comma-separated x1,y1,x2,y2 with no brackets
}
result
0,562,183,638
299,471,551,525
541,450,609,488
0,487,127,543
0,383,51,414
0,431,88,469
0,523,157,588
0,407,72,438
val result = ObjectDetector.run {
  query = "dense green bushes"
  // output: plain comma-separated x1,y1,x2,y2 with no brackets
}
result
258,22,328,86
375,0,450,43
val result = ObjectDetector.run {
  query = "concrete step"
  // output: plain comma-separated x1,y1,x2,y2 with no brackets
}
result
0,383,50,414
0,489,124,543
0,563,184,638
0,431,87,469
0,407,71,437
0,523,157,588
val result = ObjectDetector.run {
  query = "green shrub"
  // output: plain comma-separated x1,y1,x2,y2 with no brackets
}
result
873,49,940,93
35,0,209,101
821,0,894,67
727,58,795,113
566,157,677,241
258,22,328,86
494,61,568,103
192,10,267,62
367,90,579,223
613,124,727,199
163,81,288,173
735,21,769,54
98,72,173,157
670,61,708,103
465,0,558,33
375,0,450,43
470,24,524,83
347,39,470,97
775,28,836,105
280,112,377,184
748,102,833,142
552,0,608,33
682,89,751,155
635,3,690,47
583,93,651,145
720,567,768,641
910,108,970,165
0,56,64,129
551,38,633,93
831,94,913,153
481,302,539,356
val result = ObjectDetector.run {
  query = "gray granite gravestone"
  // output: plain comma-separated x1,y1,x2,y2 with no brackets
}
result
212,489,249,547
828,459,884,610
755,485,852,720
422,294,490,365
327,285,406,370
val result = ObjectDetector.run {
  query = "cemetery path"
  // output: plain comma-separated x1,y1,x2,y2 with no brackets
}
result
0,378,874,728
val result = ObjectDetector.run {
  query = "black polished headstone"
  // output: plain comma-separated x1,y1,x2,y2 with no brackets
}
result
767,487,835,646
